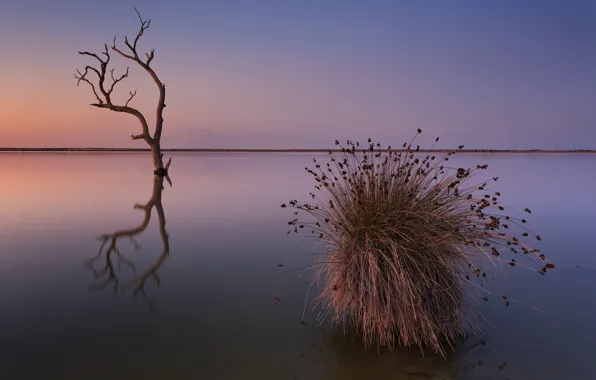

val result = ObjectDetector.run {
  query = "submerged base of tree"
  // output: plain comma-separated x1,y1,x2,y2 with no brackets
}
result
284,132,553,357
153,156,172,177
154,168,168,176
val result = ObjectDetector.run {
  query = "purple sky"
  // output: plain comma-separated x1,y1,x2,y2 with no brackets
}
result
1,0,595,149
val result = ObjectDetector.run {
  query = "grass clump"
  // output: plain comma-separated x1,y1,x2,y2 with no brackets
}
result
282,130,554,356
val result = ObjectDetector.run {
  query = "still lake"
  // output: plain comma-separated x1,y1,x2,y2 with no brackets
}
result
0,152,595,379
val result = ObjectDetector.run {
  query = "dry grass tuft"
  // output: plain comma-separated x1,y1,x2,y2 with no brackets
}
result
282,130,554,356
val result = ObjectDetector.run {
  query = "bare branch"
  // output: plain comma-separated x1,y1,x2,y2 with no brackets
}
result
102,44,110,61
112,46,137,61
109,8,166,147
125,89,137,107
133,6,151,52
134,6,145,25
75,7,168,171
115,7,152,59
145,49,155,66
78,51,105,64
108,67,130,95
74,67,103,104
124,36,136,56
84,65,102,79
111,36,136,60
76,45,112,101
109,7,162,89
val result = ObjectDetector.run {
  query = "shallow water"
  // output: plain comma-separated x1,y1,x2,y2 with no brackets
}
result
0,152,595,379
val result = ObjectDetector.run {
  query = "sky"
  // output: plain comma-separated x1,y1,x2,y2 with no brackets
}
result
1,0,595,149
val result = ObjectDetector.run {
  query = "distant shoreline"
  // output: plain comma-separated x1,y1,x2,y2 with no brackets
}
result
0,148,595,154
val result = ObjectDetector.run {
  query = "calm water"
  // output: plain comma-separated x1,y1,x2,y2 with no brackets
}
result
1,152,595,380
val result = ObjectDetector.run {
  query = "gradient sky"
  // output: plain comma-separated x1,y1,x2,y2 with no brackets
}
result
1,0,595,149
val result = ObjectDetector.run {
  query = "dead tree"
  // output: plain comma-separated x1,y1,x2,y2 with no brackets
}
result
74,7,170,175
86,174,171,308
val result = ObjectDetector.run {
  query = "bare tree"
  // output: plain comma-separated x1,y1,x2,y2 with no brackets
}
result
74,7,170,175
86,174,171,309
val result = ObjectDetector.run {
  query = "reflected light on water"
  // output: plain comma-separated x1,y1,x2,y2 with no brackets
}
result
0,152,595,379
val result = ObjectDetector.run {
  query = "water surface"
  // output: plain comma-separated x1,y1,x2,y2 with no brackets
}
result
1,152,595,379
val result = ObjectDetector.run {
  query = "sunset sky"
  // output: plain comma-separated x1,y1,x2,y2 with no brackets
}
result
1,0,595,149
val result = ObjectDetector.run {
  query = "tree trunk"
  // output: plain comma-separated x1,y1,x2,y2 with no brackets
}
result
151,142,166,175
76,8,171,174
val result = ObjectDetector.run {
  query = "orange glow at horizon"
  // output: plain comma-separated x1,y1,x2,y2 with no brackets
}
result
2,0,596,151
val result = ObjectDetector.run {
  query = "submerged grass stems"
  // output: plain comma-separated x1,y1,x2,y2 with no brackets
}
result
282,130,555,357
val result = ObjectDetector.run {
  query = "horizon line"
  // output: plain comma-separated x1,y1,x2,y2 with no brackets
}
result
1,147,596,154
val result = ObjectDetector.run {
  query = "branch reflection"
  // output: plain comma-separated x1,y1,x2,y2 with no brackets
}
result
85,174,171,309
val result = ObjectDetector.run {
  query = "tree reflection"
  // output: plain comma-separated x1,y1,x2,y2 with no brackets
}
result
85,174,171,309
